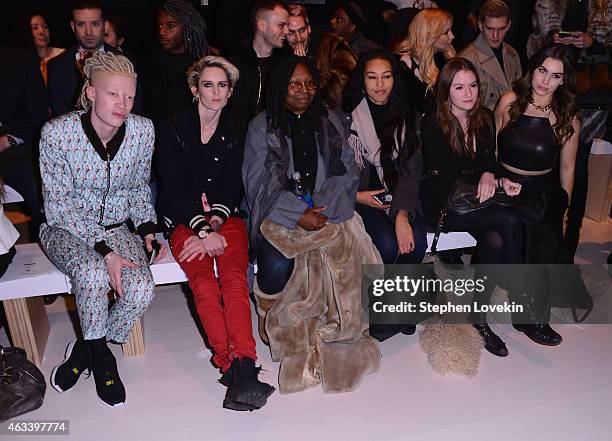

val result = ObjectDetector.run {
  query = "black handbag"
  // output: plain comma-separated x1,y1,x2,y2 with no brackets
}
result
0,346,46,423
430,178,515,254
446,178,515,215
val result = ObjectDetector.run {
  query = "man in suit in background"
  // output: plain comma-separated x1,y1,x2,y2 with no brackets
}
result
48,0,141,116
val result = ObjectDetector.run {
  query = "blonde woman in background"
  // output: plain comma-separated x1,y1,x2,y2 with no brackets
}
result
394,8,456,114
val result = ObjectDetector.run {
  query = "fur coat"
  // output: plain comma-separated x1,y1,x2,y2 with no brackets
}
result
255,214,382,394
313,32,358,109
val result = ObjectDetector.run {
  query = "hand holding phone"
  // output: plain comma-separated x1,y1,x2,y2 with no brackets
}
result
145,239,161,265
372,191,393,205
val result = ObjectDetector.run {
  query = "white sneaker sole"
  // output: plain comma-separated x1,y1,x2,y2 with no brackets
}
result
50,340,82,393
97,395,126,408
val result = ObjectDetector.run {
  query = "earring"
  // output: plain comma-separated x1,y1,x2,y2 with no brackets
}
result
192,94,199,103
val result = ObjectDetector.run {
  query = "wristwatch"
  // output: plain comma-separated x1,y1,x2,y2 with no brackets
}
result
197,228,209,239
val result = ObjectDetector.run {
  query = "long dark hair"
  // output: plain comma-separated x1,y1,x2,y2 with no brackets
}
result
266,57,326,136
435,57,493,158
9,10,51,51
343,50,419,192
509,45,577,146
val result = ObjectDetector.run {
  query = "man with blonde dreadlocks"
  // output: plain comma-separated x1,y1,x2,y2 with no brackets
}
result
141,0,210,124
40,52,167,408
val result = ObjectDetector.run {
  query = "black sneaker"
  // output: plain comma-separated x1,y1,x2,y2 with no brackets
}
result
223,358,275,411
50,340,92,392
90,346,126,408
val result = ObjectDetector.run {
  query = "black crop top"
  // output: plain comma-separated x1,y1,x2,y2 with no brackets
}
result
498,115,559,172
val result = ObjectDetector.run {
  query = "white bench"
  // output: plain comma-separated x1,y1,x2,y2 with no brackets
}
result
0,232,475,365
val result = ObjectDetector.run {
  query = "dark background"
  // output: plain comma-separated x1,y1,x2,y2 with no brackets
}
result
1,0,341,56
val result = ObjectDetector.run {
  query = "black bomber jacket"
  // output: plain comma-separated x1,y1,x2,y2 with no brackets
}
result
156,104,244,236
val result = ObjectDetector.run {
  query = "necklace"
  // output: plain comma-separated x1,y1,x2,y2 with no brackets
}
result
529,97,552,114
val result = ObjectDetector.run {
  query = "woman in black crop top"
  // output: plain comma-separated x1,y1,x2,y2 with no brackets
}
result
421,58,523,357
495,45,581,347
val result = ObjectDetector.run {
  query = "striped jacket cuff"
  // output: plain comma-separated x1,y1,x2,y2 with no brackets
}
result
189,215,213,236
209,203,231,222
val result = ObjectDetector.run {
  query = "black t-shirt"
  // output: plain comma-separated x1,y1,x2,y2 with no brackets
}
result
141,47,196,124
491,45,505,74
255,55,276,114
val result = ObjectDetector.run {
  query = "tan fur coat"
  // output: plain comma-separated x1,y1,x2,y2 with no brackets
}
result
256,214,381,394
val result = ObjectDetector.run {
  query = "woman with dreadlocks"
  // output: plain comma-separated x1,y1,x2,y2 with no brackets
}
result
243,57,381,393
141,0,210,124
40,52,166,408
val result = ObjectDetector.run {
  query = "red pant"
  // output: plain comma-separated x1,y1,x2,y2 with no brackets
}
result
169,219,256,372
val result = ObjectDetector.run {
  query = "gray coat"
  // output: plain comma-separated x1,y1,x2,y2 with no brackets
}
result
242,111,359,261
459,33,522,110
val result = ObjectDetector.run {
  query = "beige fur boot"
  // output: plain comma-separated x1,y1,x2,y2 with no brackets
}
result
253,284,277,345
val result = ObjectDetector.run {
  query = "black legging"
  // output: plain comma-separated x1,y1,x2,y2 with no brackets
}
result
444,205,522,264
443,205,522,323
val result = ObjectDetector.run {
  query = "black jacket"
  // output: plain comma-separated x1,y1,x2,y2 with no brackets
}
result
156,105,244,236
0,47,48,143
0,47,49,178
47,44,143,117
419,111,497,226
230,36,286,124
140,45,197,125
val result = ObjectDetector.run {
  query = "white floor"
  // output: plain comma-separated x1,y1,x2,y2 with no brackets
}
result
2,219,611,441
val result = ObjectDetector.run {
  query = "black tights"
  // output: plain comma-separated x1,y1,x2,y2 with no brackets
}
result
444,205,522,264
444,206,522,323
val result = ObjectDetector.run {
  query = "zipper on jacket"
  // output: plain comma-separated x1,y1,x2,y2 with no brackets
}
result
256,65,262,112
98,151,111,225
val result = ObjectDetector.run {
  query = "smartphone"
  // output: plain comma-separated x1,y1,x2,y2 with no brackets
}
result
145,240,161,265
558,31,572,38
372,191,393,205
